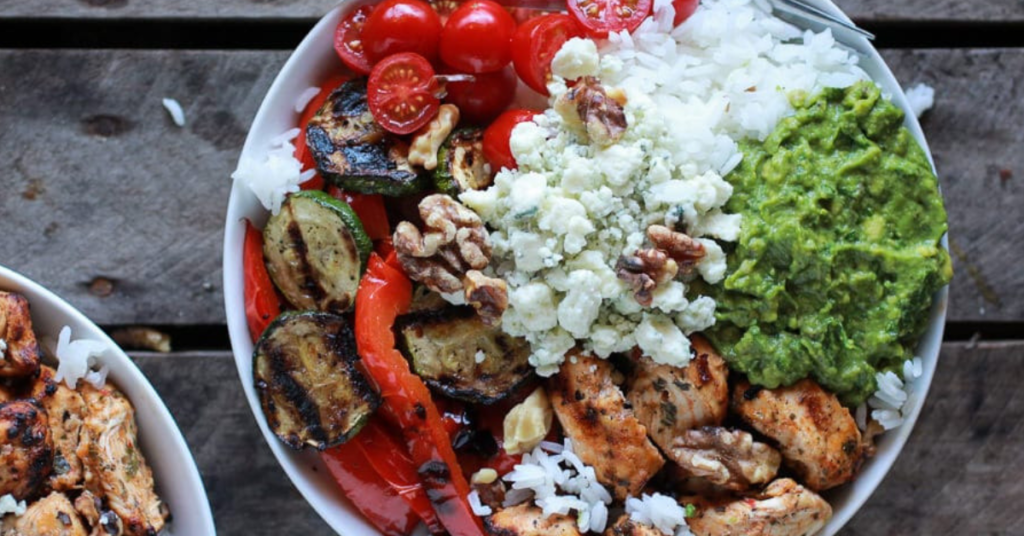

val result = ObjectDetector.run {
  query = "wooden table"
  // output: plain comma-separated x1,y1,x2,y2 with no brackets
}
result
1,0,1022,534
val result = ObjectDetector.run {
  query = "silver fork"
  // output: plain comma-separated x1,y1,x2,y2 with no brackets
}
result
768,0,875,41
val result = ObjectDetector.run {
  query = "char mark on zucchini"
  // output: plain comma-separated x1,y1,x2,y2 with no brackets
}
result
306,77,425,196
396,306,533,405
262,191,371,314
253,311,380,450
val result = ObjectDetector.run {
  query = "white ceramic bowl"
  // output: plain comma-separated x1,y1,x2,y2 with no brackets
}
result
0,266,216,535
223,1,949,534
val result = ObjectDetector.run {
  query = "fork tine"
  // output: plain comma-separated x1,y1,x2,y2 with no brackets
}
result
774,0,876,41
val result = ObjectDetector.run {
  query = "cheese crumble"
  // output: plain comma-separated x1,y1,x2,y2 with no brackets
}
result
461,38,738,375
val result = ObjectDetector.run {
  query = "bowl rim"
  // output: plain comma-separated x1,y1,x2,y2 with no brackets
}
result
222,1,950,534
0,264,217,536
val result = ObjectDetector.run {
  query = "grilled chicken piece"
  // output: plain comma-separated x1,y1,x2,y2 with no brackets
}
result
627,335,728,454
603,515,663,536
732,379,864,491
687,478,832,536
73,490,125,536
0,292,41,379
549,351,664,500
485,504,582,536
77,384,167,536
1,491,88,536
0,400,53,500
668,427,781,491
28,366,87,491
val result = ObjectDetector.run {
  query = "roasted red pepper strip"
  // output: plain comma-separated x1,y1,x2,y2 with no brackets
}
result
327,186,391,241
321,443,420,536
355,254,486,536
295,75,350,191
242,220,282,343
354,421,445,533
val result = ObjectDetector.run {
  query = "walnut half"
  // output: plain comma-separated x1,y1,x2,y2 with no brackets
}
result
408,104,460,171
394,195,508,323
616,249,679,307
647,225,706,274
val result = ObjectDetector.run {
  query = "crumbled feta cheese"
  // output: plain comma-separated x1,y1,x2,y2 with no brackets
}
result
551,38,600,81
0,494,27,517
474,350,486,364
635,313,692,366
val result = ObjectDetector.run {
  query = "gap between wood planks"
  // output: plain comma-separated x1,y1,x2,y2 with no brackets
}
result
95,321,1024,352
2,18,1024,49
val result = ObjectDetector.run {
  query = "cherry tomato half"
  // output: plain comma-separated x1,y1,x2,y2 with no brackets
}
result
512,13,583,96
368,52,441,135
443,66,517,125
334,5,375,74
362,0,444,63
566,0,652,38
672,0,698,26
440,0,516,74
482,109,537,172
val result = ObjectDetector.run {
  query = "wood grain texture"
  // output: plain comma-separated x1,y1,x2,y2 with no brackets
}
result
1,0,1021,21
133,342,1024,535
0,49,1021,323
0,50,289,325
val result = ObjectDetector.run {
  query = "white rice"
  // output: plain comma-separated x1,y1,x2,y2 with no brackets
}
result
0,494,27,517
904,83,935,118
231,128,316,214
468,490,493,516
294,86,322,113
53,326,111,389
161,98,186,127
867,357,924,430
499,439,613,533
625,493,693,536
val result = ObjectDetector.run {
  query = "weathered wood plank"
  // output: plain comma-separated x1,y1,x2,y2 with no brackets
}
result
133,342,1024,535
1,0,1021,22
0,48,1021,323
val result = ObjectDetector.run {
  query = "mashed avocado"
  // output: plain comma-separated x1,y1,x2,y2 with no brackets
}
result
705,81,953,405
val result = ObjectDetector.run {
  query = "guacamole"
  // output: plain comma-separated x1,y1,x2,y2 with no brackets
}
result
705,81,953,405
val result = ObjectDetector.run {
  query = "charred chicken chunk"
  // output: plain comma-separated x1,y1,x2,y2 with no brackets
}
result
687,478,832,536
548,351,664,500
603,516,664,536
28,366,87,492
627,335,729,454
668,427,781,491
485,503,582,536
553,77,627,146
1,491,88,536
0,400,53,500
733,379,864,491
0,292,41,379
77,384,167,536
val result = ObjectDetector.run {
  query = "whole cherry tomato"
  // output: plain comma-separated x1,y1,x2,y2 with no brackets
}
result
443,66,517,125
566,0,652,38
482,109,537,172
362,0,444,63
672,0,698,25
439,0,516,74
512,13,583,95
333,5,375,74
367,52,441,135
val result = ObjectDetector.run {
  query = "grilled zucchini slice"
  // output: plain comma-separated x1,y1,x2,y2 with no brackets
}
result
306,78,425,196
263,190,371,314
253,311,379,450
434,128,492,195
397,306,533,404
